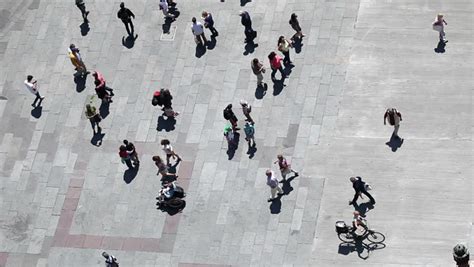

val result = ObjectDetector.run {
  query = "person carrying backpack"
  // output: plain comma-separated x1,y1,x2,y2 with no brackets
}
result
384,108,402,139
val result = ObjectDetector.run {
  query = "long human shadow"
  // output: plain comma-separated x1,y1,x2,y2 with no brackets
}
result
269,174,298,214
255,83,267,99
123,167,138,184
74,75,87,92
195,44,206,58
293,37,303,54
122,34,138,49
99,101,110,119
243,41,258,55
351,201,374,217
90,130,105,147
156,115,176,132
80,21,90,36
227,132,240,160
385,135,403,152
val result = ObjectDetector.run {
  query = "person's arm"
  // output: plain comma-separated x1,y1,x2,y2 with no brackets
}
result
129,9,135,19
383,112,388,125
117,10,121,19
443,19,447,25
398,112,402,121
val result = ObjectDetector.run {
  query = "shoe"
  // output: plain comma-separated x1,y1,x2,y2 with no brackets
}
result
294,172,299,177
31,103,36,107
40,96,45,100
85,11,90,16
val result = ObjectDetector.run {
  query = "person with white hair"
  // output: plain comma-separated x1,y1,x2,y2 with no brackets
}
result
266,169,283,202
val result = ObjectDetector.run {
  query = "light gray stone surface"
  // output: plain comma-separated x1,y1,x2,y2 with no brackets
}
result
0,0,472,266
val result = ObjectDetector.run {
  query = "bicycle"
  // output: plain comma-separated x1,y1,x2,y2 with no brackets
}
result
335,220,385,243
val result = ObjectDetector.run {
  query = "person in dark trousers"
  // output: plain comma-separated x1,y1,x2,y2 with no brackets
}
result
76,0,90,21
268,51,285,80
117,2,136,36
202,11,218,37
102,252,119,267
384,108,402,139
119,145,133,169
348,176,375,205
289,13,305,43
277,36,293,65
24,75,45,107
239,11,255,42
223,104,239,131
123,140,139,167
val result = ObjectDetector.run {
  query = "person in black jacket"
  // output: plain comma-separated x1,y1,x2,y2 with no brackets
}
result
117,2,136,35
348,176,375,205
239,11,255,42
223,104,239,131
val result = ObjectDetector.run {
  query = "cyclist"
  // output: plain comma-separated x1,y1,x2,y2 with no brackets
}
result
351,211,368,237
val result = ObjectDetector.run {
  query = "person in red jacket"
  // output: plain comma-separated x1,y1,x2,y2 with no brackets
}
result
268,51,285,80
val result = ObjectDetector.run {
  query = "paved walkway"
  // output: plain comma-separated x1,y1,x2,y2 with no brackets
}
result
0,0,472,266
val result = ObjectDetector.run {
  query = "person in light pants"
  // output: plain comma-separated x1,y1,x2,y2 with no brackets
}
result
266,170,283,202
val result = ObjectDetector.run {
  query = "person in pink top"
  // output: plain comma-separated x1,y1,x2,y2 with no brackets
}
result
268,51,285,80
92,71,115,97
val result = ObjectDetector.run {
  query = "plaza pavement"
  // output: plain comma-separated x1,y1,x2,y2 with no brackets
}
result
0,0,472,266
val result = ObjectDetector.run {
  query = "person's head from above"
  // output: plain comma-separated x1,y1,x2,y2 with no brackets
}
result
152,155,162,162
268,51,276,60
92,71,98,78
69,43,76,50
240,99,248,106
202,11,208,18
123,139,129,145
277,154,283,160
120,2,125,9
102,252,109,259
349,177,356,183
437,13,444,20
245,121,251,127
27,75,33,82
278,36,285,44
252,58,259,65
291,13,297,21
192,17,196,23
265,169,272,177
226,104,232,109
119,145,127,151
161,139,170,146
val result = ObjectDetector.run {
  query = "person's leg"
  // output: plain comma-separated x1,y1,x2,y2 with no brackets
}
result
283,51,290,64
271,68,277,80
129,20,134,34
201,33,208,44
277,185,283,194
278,66,285,77
105,86,114,96
270,187,277,199
393,124,400,137
195,34,203,45
257,73,263,86
351,191,360,204
89,119,96,133
210,25,218,36
166,154,171,165
361,190,376,204
280,170,286,180
32,92,41,107
125,159,133,169
124,22,131,35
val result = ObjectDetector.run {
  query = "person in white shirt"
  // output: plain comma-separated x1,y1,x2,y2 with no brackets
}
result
24,75,45,107
266,169,283,202
161,139,182,165
191,17,207,46
159,0,175,20
102,251,119,267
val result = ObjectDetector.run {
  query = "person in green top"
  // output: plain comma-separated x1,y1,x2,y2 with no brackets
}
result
244,122,255,147
85,104,102,134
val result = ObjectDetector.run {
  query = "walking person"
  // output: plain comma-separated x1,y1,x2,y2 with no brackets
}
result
159,0,175,20
274,154,298,180
75,0,90,21
102,252,119,267
240,99,254,123
244,121,255,147
384,108,402,139
161,139,181,165
202,11,218,37
85,104,102,134
268,52,285,80
93,71,115,97
68,44,89,77
119,145,133,169
223,124,236,149
123,140,139,167
24,75,45,107
432,13,448,43
289,13,305,43
348,176,376,205
266,169,283,202
94,79,113,103
223,104,239,131
277,36,293,65
240,11,256,42
117,2,136,36
191,17,208,46
251,58,266,88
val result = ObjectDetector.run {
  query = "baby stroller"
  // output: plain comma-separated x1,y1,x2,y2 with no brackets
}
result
156,183,186,209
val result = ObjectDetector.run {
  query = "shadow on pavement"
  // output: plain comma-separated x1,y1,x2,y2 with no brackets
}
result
80,21,90,36
385,135,403,152
157,115,176,132
31,106,42,118
123,167,138,184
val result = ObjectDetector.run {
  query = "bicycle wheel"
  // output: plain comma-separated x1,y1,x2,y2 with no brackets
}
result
367,231,385,243
338,232,355,243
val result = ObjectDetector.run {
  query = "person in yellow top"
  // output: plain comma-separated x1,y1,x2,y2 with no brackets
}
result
277,36,293,65
68,44,89,77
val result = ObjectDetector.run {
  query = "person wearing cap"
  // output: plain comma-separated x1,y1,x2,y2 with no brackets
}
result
117,2,136,36
202,11,218,37
240,99,254,124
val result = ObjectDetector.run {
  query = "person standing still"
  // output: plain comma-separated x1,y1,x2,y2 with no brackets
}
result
76,0,90,21
240,11,255,42
266,170,283,202
159,0,175,20
289,13,305,43
161,139,182,165
119,145,133,169
191,17,208,46
244,122,256,147
268,52,285,80
202,11,218,37
278,36,293,65
85,104,101,134
223,104,239,131
432,13,448,43
24,75,45,107
274,154,298,180
384,108,402,139
251,58,266,88
348,176,375,205
240,99,254,123
117,2,136,36
123,140,139,167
